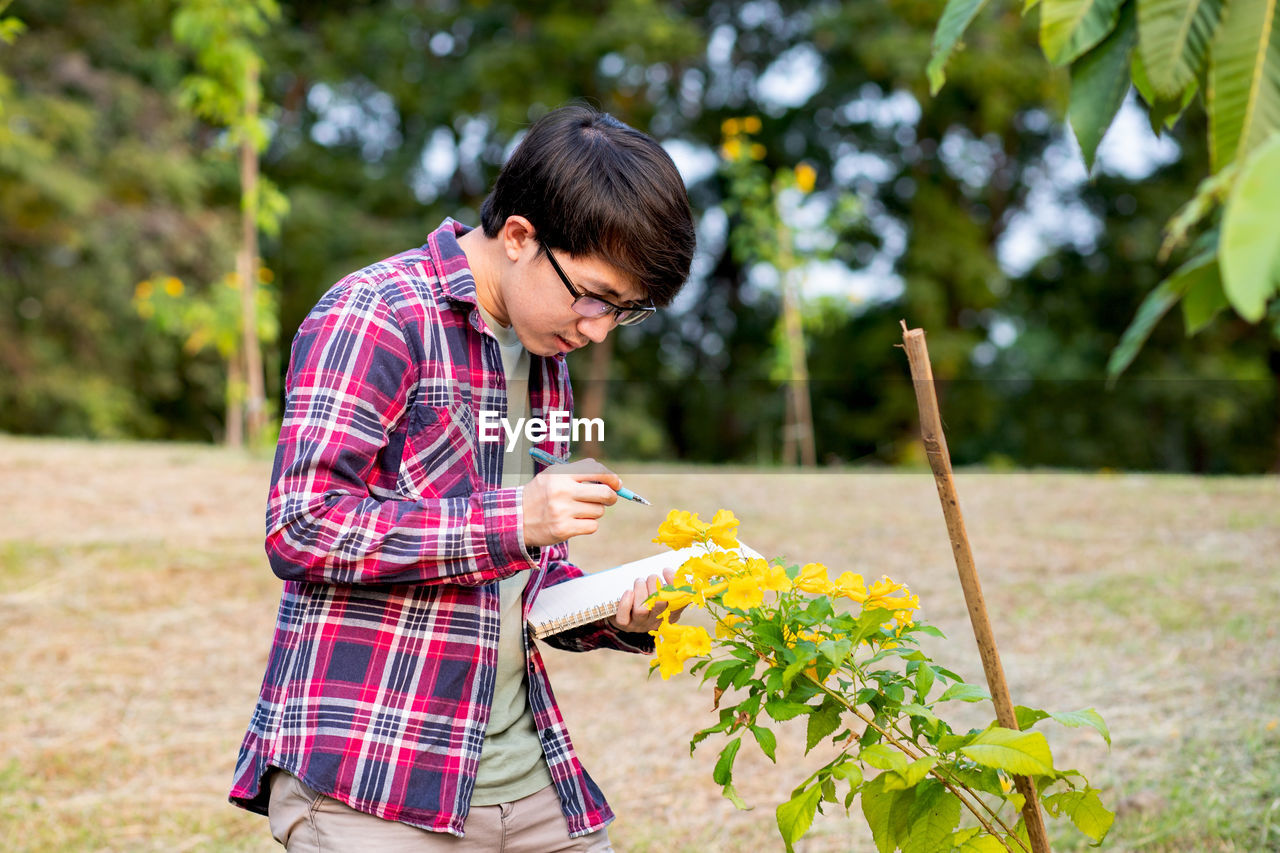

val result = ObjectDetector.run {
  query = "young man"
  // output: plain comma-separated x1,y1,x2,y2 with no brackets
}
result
229,105,696,851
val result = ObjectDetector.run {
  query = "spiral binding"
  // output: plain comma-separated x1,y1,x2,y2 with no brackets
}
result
530,600,620,639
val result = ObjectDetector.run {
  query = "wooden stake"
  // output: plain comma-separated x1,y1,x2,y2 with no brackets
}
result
899,322,1052,853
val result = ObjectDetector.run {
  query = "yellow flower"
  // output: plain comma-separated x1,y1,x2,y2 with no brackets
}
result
164,276,184,297
652,509,704,549
721,137,743,160
134,280,153,299
795,162,817,193
864,577,917,613
721,117,741,137
742,116,762,134
257,266,275,284
705,509,740,549
651,622,713,680
716,613,744,639
831,571,868,603
676,554,723,586
722,575,764,611
794,562,833,595
749,558,792,593
749,143,766,160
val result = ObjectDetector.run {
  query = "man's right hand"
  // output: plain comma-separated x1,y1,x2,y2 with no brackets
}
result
522,458,621,547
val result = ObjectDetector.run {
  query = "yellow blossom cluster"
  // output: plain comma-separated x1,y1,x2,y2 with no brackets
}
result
647,509,921,680
652,508,741,550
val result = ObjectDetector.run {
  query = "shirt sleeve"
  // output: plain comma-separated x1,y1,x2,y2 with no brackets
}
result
264,279,535,587
535,541,656,655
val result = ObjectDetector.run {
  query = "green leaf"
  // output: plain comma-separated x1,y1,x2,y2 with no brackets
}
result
722,781,753,810
914,663,936,702
1138,0,1224,98
899,702,943,727
861,775,917,853
939,683,991,703
1044,788,1116,841
1207,0,1280,171
1014,706,1051,729
1049,708,1114,747
861,743,909,773
818,637,854,669
1070,1,1137,170
927,0,994,94
1182,256,1229,332
776,784,823,852
752,725,778,762
883,756,939,791
902,782,962,853
959,727,1056,775
1040,0,1125,66
832,759,864,787
1106,276,1186,378
807,696,843,753
713,737,742,786
1221,133,1280,320
765,698,813,721
956,833,1007,852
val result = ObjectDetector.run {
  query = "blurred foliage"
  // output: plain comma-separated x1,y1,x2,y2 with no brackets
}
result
0,0,1275,469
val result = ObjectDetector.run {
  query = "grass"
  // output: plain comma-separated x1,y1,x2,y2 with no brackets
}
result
1,436,1277,851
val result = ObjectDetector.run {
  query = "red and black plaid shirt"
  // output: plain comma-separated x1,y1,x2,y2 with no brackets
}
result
229,219,652,837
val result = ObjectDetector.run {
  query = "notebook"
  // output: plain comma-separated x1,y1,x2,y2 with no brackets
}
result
527,543,761,639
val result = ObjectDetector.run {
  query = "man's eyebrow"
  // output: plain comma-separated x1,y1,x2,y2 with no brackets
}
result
583,280,644,306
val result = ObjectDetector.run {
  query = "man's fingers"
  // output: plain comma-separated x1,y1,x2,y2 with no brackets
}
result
615,589,633,627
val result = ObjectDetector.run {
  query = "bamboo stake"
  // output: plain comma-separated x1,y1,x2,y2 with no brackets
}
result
898,322,1052,853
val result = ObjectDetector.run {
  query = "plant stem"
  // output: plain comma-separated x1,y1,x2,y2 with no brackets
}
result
803,673,1029,853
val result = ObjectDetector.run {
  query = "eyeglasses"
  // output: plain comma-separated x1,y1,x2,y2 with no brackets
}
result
543,244,655,326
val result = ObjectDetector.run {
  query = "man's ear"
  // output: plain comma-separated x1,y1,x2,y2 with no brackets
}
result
501,215,537,262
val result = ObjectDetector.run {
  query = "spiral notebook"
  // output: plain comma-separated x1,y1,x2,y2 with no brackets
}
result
527,543,760,639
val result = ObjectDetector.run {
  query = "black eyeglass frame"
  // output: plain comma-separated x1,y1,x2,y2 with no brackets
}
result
542,244,655,326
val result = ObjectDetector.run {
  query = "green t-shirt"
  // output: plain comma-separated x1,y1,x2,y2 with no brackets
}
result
470,304,553,806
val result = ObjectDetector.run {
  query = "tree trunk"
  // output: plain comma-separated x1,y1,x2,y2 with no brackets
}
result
776,219,816,467
238,60,266,445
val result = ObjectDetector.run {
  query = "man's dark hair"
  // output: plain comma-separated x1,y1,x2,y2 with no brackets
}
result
480,104,695,308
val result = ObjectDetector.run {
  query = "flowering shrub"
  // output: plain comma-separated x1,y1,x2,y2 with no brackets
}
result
647,509,1113,852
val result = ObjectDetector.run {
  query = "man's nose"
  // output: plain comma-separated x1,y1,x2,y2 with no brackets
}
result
577,313,616,344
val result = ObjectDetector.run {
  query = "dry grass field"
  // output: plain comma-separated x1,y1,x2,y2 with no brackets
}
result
1,436,1277,851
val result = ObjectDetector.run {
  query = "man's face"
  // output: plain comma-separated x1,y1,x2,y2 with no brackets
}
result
502,248,648,358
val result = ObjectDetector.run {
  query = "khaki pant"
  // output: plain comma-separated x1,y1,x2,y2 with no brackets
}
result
267,771,613,852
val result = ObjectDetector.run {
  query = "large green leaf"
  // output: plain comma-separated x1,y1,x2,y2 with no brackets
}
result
1040,0,1126,66
1044,788,1116,841
1182,256,1229,332
1208,0,1280,171
1106,253,1209,377
1221,132,1280,319
927,0,993,94
1070,1,1138,170
902,782,962,853
959,727,1055,775
776,784,823,852
1138,0,1223,98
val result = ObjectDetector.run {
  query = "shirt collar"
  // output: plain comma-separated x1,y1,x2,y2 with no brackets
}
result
426,218,479,305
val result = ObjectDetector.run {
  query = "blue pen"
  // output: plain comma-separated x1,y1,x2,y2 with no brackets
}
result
528,447,652,506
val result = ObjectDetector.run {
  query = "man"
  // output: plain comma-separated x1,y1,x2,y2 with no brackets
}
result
229,104,696,851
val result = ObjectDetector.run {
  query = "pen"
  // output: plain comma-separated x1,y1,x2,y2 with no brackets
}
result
527,447,652,506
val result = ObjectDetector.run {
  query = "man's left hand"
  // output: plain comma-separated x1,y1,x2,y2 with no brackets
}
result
609,568,683,633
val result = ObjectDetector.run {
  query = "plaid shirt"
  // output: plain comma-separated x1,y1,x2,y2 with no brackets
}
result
229,219,653,838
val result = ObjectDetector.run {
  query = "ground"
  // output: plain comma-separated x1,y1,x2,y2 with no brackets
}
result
1,436,1277,851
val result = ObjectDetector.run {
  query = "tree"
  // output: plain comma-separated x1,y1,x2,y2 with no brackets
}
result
172,0,288,445
928,0,1280,375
